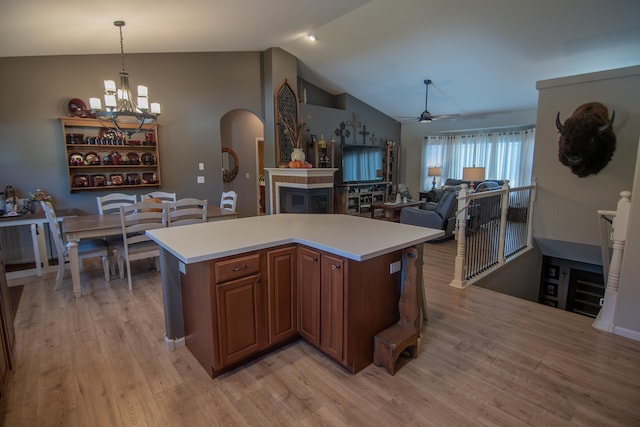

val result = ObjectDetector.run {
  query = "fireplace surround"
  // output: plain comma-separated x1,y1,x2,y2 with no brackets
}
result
264,168,338,214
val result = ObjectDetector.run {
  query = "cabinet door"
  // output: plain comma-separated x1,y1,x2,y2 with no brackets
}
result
297,247,321,346
267,246,297,345
215,274,263,367
320,254,344,361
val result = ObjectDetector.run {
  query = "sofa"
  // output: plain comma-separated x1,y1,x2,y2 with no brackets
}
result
424,178,504,202
406,179,505,239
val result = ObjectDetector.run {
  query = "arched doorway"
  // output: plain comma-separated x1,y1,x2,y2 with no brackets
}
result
220,109,264,217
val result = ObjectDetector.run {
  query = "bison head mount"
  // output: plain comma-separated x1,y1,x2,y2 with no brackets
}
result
556,102,616,177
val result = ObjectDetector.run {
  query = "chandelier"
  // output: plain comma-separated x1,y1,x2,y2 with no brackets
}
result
89,21,160,137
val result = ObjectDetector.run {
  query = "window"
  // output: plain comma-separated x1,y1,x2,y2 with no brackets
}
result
421,127,535,189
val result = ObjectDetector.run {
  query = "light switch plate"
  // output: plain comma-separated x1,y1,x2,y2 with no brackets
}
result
390,260,401,274
197,176,205,184
198,162,205,170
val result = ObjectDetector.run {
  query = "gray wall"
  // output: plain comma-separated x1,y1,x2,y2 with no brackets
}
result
616,133,640,337
300,94,401,184
0,52,263,214
0,48,401,218
534,66,640,263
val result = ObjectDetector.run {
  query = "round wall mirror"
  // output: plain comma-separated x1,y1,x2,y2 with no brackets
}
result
222,147,239,182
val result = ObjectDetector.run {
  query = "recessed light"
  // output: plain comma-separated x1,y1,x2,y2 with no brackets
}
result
307,34,317,42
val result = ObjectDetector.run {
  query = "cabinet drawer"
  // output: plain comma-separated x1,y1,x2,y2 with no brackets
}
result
215,253,261,283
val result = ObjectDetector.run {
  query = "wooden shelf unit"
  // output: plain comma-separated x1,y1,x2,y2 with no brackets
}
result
538,256,604,317
383,141,400,197
335,182,390,216
312,138,334,169
60,117,161,193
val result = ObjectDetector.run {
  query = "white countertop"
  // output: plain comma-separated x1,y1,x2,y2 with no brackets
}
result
147,214,444,264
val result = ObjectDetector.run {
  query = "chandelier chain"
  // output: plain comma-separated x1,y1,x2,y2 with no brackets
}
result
119,24,126,73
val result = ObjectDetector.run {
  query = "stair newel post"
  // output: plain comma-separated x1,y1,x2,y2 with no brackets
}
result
593,190,631,332
497,180,510,264
450,184,469,288
527,178,538,249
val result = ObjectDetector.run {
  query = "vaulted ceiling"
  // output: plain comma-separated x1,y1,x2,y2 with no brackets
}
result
2,0,639,129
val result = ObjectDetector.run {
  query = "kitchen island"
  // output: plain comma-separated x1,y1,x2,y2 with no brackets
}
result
147,214,443,377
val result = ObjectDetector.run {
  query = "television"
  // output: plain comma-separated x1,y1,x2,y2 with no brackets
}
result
341,146,384,183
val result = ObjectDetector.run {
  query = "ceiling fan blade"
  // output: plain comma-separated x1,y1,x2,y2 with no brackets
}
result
431,114,460,121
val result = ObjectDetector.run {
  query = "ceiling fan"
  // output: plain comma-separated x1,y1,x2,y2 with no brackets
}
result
417,79,460,123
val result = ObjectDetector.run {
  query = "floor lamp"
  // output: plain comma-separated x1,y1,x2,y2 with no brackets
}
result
427,167,442,190
462,167,485,190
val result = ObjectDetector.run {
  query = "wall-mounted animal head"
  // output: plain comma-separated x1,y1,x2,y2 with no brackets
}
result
556,102,616,177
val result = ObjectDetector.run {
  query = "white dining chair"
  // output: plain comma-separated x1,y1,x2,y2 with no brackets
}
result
41,201,111,290
140,191,177,203
220,191,237,211
168,198,207,226
97,193,137,215
114,201,168,291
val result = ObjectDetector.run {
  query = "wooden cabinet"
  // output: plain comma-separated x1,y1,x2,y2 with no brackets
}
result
181,244,403,377
298,247,344,361
60,117,161,192
180,250,265,377
297,247,321,345
319,253,344,362
266,246,297,345
0,239,16,400
335,182,390,216
215,274,263,367
213,252,264,369
297,246,400,373
182,247,299,378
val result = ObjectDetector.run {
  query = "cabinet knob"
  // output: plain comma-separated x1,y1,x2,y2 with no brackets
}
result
313,257,318,262
330,264,341,270
232,264,247,271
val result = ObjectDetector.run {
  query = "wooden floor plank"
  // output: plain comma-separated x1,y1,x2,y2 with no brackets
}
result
2,244,640,426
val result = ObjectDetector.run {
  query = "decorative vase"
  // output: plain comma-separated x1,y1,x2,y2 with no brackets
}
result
291,147,305,163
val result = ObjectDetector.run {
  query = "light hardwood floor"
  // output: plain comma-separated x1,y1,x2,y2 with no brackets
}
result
2,241,640,426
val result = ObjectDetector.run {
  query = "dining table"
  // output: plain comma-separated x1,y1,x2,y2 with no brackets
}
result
62,206,238,298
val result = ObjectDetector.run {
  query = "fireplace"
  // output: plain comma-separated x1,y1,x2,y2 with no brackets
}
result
264,168,338,214
280,187,332,214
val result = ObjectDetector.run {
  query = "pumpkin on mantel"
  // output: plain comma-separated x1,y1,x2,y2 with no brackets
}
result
288,160,303,168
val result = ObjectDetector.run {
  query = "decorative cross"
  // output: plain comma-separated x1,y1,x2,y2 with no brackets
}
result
334,121,351,147
346,112,362,145
359,124,370,145
369,132,377,146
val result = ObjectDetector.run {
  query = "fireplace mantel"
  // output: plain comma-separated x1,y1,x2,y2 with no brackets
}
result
265,168,338,214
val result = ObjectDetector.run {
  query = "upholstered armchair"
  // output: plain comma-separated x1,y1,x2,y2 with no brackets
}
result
400,188,459,239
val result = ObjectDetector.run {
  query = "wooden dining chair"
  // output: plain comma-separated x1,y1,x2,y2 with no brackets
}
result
140,191,177,203
220,191,237,211
114,201,168,291
96,193,137,215
167,198,207,226
40,201,110,291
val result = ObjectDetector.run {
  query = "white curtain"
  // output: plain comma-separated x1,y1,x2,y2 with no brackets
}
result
421,127,535,189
